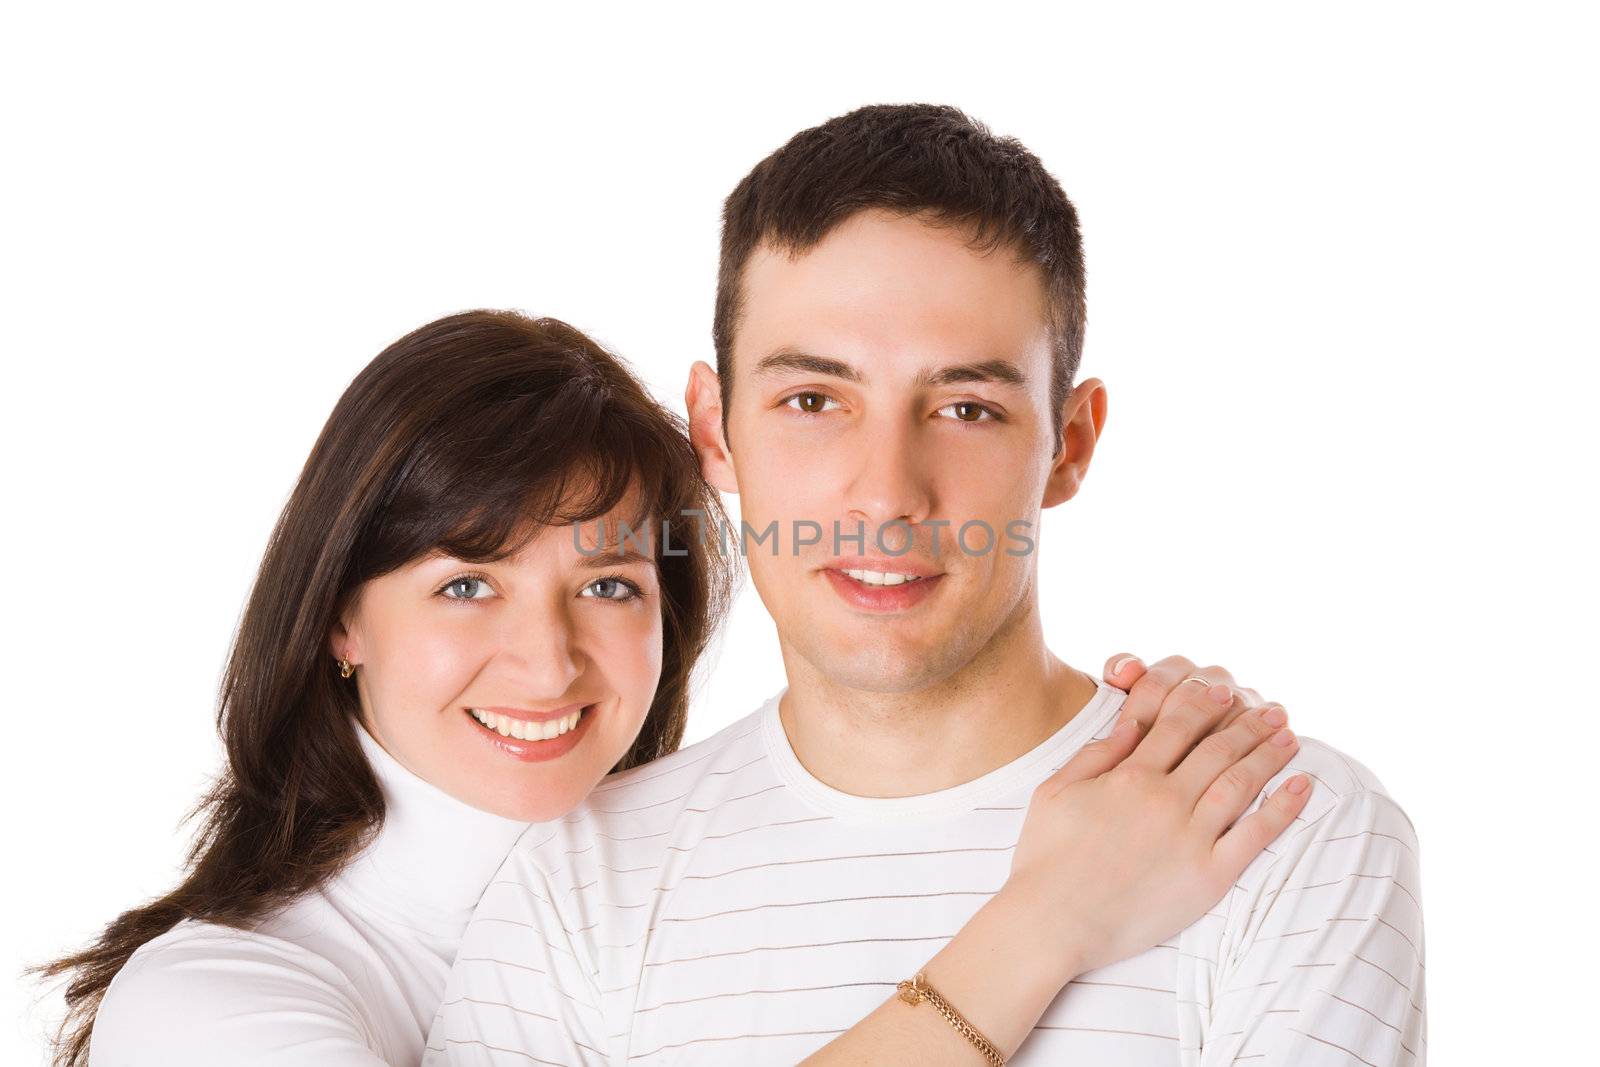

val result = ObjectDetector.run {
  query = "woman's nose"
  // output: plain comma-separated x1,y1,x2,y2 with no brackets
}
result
494,603,584,698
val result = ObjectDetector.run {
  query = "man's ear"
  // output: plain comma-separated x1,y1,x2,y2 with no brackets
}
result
1042,377,1107,508
685,360,739,494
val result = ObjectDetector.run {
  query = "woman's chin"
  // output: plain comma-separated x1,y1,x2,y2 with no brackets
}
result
453,761,609,823
478,785,589,823
438,700,629,821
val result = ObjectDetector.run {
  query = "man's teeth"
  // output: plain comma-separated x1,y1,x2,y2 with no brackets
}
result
469,707,583,741
842,568,926,587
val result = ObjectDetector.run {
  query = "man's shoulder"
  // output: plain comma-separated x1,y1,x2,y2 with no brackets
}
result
1279,734,1414,832
1178,737,1428,1062
592,693,779,802
505,692,783,874
1285,734,1391,797
1233,733,1421,899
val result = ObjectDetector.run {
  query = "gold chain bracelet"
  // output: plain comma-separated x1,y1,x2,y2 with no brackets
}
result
896,970,1006,1065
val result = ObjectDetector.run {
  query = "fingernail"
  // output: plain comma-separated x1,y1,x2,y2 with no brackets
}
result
1271,727,1296,747
1285,774,1309,794
1115,719,1141,735
1112,655,1142,676
1261,705,1288,728
1208,684,1232,704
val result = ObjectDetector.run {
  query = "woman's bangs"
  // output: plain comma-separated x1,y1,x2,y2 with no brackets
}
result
422,425,677,567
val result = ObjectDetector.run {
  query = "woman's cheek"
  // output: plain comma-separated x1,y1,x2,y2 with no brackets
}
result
376,622,480,751
391,624,474,707
604,605,664,732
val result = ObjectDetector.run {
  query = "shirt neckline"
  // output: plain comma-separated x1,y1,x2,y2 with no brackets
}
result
332,722,530,939
760,680,1126,822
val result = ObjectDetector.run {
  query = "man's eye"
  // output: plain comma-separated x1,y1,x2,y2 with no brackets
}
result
782,392,838,415
440,576,494,600
937,401,999,423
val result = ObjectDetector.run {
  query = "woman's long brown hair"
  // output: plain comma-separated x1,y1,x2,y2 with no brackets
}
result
31,310,735,1065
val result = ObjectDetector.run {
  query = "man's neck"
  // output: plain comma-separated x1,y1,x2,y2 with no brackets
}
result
775,608,1101,799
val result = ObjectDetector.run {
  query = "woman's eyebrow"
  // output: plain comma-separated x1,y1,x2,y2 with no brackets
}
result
576,546,656,569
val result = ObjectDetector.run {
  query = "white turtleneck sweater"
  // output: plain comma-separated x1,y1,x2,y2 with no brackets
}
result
88,724,528,1066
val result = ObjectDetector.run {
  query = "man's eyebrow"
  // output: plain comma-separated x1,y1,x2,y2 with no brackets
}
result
914,359,1029,388
576,546,656,569
753,349,1028,390
753,348,863,382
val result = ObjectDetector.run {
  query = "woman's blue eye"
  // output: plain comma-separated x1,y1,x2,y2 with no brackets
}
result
442,577,493,600
581,577,641,601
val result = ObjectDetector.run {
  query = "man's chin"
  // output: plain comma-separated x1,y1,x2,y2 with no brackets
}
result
800,638,963,695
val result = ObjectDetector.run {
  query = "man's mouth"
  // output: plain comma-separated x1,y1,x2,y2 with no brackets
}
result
822,561,945,612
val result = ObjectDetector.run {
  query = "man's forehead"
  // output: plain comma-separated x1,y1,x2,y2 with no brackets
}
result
745,207,1036,276
737,213,1049,346
734,285,1052,391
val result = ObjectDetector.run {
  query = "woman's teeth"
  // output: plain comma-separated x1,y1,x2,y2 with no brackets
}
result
842,568,926,587
469,707,583,741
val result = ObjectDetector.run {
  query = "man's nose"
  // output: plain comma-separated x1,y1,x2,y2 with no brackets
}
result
841,417,932,534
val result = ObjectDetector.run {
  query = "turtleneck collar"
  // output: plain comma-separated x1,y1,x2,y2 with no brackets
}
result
333,721,530,939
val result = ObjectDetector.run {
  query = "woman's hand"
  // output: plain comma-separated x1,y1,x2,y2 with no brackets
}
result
1002,682,1309,980
801,657,1309,1065
1103,651,1269,734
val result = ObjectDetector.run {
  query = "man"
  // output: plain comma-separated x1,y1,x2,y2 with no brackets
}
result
425,104,1424,1065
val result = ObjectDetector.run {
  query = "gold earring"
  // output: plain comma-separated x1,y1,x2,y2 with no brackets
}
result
338,657,355,679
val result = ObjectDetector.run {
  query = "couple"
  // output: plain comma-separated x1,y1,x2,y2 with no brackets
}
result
47,104,1425,1066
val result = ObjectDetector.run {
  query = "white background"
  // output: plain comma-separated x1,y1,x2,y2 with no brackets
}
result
3,3,1594,1063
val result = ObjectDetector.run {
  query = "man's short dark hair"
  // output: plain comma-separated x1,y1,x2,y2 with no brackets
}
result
714,103,1086,453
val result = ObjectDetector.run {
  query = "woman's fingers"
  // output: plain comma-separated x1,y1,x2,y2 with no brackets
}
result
1102,651,1147,690
1038,719,1143,797
1125,670,1237,771
1210,775,1313,878
1212,687,1257,733
1190,721,1302,839
1232,683,1265,714
1170,703,1287,799
1109,654,1200,731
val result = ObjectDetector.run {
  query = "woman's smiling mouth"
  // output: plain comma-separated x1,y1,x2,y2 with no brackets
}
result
468,706,584,741
463,704,597,761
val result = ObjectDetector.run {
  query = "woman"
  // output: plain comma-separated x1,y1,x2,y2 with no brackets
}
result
38,310,1308,1065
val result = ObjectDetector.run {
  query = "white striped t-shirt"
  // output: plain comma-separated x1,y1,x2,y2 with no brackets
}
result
425,681,1426,1065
